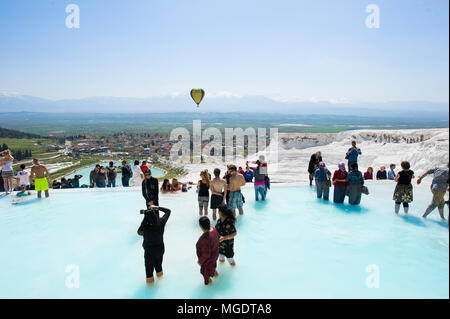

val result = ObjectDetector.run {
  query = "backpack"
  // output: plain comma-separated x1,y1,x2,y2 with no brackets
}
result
106,166,117,179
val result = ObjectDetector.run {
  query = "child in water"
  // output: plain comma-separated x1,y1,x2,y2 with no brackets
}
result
16,184,31,197
12,184,32,204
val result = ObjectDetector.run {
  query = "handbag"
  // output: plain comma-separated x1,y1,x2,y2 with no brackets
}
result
326,172,332,187
361,185,369,195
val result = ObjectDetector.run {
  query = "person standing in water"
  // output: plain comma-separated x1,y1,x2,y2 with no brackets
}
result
15,164,31,191
223,165,232,205
137,203,171,284
308,151,322,186
140,160,149,173
197,170,210,217
120,160,132,187
210,168,227,221
106,161,117,188
216,205,237,266
247,160,267,201
418,162,449,220
142,169,159,206
345,141,362,171
95,167,107,188
196,216,220,285
0,150,14,194
332,162,348,204
227,165,246,216
345,162,364,205
132,160,144,186
393,161,414,214
314,162,332,200
89,164,100,188
30,158,51,198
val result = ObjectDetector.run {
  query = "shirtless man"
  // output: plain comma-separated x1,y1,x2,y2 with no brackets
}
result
30,158,51,198
227,165,246,216
210,168,228,221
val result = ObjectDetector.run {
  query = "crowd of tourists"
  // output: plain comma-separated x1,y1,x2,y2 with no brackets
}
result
1,143,449,286
308,141,449,218
137,155,269,285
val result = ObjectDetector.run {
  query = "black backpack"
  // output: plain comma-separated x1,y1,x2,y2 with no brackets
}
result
106,166,117,179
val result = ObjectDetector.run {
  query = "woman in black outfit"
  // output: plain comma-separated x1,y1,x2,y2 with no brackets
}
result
137,204,171,284
223,166,231,205
142,169,159,206
215,204,237,266
393,161,415,214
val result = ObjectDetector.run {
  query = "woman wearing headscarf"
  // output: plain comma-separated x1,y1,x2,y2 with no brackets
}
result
314,161,331,200
137,203,171,284
345,162,364,205
332,163,349,203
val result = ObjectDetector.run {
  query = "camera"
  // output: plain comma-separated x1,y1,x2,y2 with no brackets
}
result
140,206,159,214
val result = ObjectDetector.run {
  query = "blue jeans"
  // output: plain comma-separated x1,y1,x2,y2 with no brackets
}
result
316,181,330,200
107,179,116,188
254,184,266,201
96,181,106,188
122,177,130,187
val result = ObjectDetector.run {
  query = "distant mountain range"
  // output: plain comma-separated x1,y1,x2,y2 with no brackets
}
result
0,93,448,120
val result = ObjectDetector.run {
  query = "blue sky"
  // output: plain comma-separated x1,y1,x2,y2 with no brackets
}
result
0,0,448,102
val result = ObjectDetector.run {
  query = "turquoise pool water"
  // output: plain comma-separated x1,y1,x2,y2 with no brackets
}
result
65,162,165,186
0,184,448,298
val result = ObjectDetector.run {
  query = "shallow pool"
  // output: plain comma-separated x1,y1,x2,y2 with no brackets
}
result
65,162,165,187
0,183,448,298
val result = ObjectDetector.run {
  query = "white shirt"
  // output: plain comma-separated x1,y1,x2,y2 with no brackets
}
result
16,170,31,186
132,165,143,180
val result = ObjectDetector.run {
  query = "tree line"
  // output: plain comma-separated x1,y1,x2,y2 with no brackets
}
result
0,127,40,139
0,144,33,161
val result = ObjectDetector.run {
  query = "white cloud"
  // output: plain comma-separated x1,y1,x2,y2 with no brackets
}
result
0,90,22,97
271,96,352,104
207,91,243,98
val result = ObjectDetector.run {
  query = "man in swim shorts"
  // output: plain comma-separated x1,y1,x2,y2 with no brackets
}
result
227,165,246,216
30,158,51,198
210,168,227,221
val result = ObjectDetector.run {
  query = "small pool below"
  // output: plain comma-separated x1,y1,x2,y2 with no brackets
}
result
65,162,165,187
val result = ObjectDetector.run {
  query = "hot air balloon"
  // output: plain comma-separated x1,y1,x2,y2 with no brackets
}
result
190,88,205,107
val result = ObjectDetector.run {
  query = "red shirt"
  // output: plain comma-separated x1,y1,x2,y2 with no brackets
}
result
140,164,149,172
332,170,348,187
